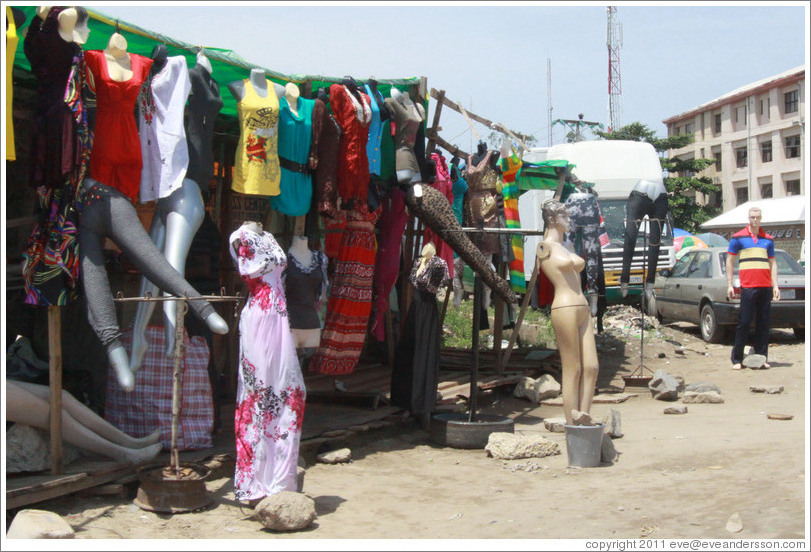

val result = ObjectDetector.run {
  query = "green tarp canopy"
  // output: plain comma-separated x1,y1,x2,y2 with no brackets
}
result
516,159,573,191
11,6,423,120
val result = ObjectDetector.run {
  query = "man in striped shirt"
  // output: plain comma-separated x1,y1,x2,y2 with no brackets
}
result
725,207,780,370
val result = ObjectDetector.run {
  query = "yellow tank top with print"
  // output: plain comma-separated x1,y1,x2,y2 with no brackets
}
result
232,78,281,196
6,6,19,161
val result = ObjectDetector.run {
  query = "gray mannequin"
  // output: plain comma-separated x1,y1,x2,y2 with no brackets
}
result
227,67,285,102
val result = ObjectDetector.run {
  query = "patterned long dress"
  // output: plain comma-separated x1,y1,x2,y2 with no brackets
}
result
310,203,381,375
229,227,306,500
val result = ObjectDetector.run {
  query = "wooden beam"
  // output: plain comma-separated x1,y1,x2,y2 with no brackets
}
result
48,306,63,476
425,89,446,156
426,130,469,160
429,88,531,143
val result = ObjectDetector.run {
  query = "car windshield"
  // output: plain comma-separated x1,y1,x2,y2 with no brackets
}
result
598,198,674,248
719,250,805,276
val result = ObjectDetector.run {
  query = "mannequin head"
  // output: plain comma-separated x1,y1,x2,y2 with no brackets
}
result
196,51,213,74
285,82,300,103
150,44,168,73
476,141,488,157
106,32,128,59
55,7,90,44
241,220,263,234
390,87,403,101
421,242,436,259
541,199,571,234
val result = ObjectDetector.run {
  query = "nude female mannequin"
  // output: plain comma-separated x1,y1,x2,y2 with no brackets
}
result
537,200,599,426
6,380,162,464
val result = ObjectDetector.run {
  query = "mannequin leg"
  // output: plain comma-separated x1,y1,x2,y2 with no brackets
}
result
551,307,583,426
159,181,205,355
79,211,135,391
130,210,167,372
6,381,161,464
645,194,670,284
620,193,649,286
576,310,600,417
12,381,160,448
104,191,227,334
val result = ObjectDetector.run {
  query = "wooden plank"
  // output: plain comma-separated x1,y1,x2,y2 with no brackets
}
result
429,88,531,143
425,89,446,156
426,131,469,160
6,463,133,510
48,305,63,475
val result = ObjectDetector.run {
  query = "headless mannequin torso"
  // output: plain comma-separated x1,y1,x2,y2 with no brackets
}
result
537,200,599,426
417,242,436,277
390,88,425,185
288,234,321,349
228,68,285,102
284,82,300,117
104,32,132,82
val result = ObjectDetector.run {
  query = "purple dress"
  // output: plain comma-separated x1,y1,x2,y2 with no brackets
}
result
229,227,306,500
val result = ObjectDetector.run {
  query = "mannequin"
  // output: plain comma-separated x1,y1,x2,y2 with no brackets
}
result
284,82,300,116
620,178,670,297
6,6,24,161
284,234,328,350
228,68,284,197
7,380,162,464
386,87,425,185
185,49,222,191
78,177,229,392
84,29,153,201
537,200,599,426
130,47,197,371
329,79,373,202
464,146,502,256
229,222,306,503
21,5,89,306
390,240,450,430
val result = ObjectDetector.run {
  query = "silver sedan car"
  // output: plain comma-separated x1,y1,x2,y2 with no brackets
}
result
650,247,806,343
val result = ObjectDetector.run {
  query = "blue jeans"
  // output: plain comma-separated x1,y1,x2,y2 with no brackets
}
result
731,287,772,364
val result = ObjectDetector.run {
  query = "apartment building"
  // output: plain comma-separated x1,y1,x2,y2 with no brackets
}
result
662,66,805,211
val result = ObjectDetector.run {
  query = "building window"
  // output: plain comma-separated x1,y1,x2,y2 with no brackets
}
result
685,122,693,134
735,186,749,205
713,151,722,171
674,125,681,135
714,113,722,133
760,183,772,198
785,179,800,196
785,135,800,158
784,90,798,114
761,140,772,163
735,147,747,168
759,97,770,117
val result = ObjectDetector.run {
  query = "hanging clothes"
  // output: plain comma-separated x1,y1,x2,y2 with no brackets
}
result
564,192,603,299
6,5,19,161
369,187,408,342
423,151,455,279
232,78,280,196
500,151,525,293
309,203,381,376
329,83,371,203
229,227,306,501
21,9,90,306
384,94,423,174
84,50,152,201
463,150,501,256
23,6,83,189
310,97,341,216
390,256,450,419
283,248,328,331
184,63,222,191
138,55,191,203
450,162,468,226
364,83,384,176
271,96,315,216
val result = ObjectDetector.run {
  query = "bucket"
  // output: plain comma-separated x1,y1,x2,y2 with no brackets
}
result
564,423,605,468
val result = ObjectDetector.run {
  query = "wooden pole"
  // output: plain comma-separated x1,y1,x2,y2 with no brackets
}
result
501,258,541,369
493,261,506,374
48,306,63,475
425,89,446,156
170,298,188,474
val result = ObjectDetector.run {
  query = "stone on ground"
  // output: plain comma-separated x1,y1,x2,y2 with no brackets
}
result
682,390,724,404
485,432,560,460
513,374,561,404
750,385,783,394
602,408,623,438
254,491,316,531
648,369,685,401
664,406,688,415
543,417,566,433
316,448,351,464
685,382,721,394
6,509,75,539
743,354,768,369
600,433,618,464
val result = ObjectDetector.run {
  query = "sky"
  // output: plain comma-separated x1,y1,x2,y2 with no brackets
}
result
28,2,811,153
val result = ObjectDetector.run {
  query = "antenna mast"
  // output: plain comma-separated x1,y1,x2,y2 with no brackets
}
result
547,57,553,146
607,6,623,133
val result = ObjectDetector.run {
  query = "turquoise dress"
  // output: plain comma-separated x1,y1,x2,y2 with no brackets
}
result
271,97,315,216
364,84,383,176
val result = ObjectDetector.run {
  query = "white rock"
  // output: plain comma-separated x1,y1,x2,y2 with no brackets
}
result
543,417,567,433
316,448,352,464
725,512,743,533
7,509,75,539
682,391,724,404
485,432,560,460
254,491,316,531
513,374,561,404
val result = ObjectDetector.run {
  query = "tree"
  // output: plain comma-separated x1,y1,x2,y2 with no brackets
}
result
595,122,721,233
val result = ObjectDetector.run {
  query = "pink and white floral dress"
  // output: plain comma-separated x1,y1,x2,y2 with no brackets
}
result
229,226,306,500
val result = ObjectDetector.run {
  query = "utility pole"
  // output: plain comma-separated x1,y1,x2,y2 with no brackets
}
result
553,114,604,143
607,6,623,133
547,57,553,147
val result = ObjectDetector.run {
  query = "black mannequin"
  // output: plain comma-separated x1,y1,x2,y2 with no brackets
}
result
150,44,168,75
366,78,389,121
316,87,328,102
342,75,361,102
471,141,488,167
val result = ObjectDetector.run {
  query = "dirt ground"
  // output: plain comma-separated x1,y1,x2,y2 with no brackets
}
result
7,319,808,543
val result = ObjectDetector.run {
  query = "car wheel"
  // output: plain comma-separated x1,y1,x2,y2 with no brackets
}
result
793,327,805,341
700,304,726,343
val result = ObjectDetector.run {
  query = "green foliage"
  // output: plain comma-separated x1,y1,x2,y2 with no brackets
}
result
441,297,554,349
596,122,721,233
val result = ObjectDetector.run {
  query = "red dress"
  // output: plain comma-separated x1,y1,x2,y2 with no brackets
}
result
85,50,152,201
329,84,371,203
